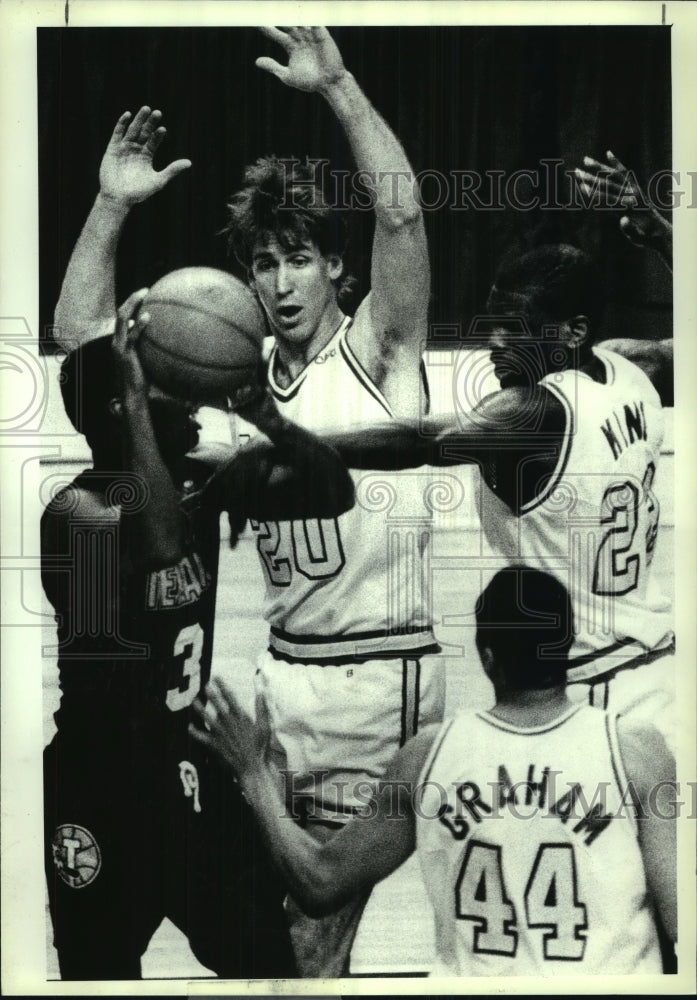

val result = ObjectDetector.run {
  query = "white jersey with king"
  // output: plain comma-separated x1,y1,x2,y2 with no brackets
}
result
255,296,439,664
478,347,673,678
417,704,662,976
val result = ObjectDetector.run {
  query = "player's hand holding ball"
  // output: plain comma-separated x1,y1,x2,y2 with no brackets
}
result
112,287,152,401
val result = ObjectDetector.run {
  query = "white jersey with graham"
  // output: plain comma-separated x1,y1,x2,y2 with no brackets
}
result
478,348,673,679
417,704,662,976
256,296,439,663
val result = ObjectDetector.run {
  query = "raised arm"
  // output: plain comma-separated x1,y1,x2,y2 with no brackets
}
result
189,676,436,916
112,290,186,569
53,107,191,350
256,27,428,406
575,151,672,272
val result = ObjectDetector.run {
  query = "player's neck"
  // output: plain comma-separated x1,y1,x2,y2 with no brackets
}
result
274,300,346,384
490,686,571,727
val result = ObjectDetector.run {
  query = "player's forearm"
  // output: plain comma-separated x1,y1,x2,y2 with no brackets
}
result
648,213,672,272
53,193,130,349
321,72,421,227
325,417,471,471
241,766,347,918
326,420,432,470
122,394,185,567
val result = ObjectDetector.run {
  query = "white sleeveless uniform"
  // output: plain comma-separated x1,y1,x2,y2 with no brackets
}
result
417,704,663,976
478,349,674,746
255,296,444,817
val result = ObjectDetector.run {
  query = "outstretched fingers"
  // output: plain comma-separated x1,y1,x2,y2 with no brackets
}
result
254,56,290,82
605,150,629,173
145,125,167,155
159,158,193,183
123,105,152,142
258,25,294,48
137,108,163,144
110,110,133,143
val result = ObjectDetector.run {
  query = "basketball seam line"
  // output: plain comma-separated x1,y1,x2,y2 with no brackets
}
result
142,335,258,372
144,296,262,350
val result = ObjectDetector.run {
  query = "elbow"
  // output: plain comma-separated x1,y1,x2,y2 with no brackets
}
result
296,874,347,919
375,203,423,231
139,539,185,572
318,469,355,518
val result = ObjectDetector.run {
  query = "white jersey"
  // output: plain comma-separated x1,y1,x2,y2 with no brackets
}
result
417,704,662,976
479,348,673,679
257,296,439,663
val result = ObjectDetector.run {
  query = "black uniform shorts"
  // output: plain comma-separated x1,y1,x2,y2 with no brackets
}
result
44,717,296,980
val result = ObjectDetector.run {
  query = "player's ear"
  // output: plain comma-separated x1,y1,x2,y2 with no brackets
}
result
568,315,590,347
327,255,343,282
476,638,495,677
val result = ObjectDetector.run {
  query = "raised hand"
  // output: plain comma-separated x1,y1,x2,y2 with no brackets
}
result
256,26,346,94
99,106,191,207
575,151,672,252
112,287,150,398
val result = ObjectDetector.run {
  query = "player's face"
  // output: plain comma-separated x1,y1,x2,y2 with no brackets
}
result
487,315,545,389
146,386,200,466
250,235,342,346
487,307,569,389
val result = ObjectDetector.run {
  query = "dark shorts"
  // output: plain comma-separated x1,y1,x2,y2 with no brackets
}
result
44,721,295,980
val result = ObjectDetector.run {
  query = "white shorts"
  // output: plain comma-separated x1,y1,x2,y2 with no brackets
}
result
567,645,676,756
255,652,446,818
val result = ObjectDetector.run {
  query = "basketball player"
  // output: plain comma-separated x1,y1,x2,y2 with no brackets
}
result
321,243,675,753
219,26,442,975
191,566,677,976
42,290,353,979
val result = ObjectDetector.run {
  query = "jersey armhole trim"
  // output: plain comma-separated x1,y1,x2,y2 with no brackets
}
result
605,712,639,838
418,718,455,788
339,329,394,418
593,347,617,386
518,382,574,515
420,358,431,416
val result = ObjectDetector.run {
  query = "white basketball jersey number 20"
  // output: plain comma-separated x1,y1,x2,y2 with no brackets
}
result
252,518,345,584
166,622,204,711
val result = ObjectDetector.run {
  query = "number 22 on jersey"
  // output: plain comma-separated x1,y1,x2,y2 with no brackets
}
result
251,518,345,586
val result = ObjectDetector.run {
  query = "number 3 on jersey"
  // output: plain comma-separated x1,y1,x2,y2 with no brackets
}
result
457,841,587,960
252,518,345,586
166,622,204,711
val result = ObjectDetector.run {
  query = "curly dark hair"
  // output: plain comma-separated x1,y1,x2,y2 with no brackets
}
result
222,156,356,309
487,243,605,338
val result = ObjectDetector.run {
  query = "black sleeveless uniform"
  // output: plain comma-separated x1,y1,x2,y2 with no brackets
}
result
42,463,295,980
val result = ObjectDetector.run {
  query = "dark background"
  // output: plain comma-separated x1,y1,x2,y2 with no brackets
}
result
38,25,672,351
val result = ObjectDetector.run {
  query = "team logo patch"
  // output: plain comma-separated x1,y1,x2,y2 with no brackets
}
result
179,760,202,813
51,824,102,889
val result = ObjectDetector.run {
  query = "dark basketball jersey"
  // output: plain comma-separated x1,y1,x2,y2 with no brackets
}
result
41,461,220,737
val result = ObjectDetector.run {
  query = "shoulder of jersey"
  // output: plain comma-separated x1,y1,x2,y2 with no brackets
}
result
593,345,662,405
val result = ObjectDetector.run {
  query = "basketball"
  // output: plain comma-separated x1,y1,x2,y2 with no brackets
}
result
139,267,265,402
